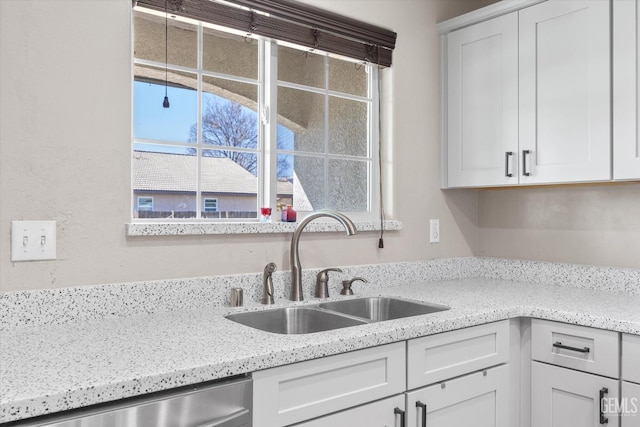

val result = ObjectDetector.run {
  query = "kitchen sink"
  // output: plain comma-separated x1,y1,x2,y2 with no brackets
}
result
226,297,450,334
319,297,449,321
225,306,367,334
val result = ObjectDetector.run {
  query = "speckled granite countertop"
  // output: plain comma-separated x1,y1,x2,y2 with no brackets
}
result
2,274,640,423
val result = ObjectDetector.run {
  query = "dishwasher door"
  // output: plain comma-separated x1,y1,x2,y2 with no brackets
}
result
10,376,252,427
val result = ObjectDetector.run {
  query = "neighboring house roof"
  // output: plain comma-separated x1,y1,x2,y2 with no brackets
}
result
133,151,293,196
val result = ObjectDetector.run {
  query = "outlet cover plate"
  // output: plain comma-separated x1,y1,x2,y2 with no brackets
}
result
430,219,440,243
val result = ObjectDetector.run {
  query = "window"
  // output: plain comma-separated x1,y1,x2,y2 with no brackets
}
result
137,196,154,212
132,6,380,222
203,198,218,213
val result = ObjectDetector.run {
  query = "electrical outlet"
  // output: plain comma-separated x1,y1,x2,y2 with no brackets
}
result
429,219,440,243
11,221,57,262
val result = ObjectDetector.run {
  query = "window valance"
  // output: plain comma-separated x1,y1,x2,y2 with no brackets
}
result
133,0,397,67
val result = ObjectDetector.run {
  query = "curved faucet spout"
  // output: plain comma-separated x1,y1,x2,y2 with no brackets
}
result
290,210,357,301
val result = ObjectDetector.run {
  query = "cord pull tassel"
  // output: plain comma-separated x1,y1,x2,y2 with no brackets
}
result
163,96,170,108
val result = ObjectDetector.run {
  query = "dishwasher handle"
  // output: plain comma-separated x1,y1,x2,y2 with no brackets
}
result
197,408,251,427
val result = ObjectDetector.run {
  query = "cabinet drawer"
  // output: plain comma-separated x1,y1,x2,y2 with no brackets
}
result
252,342,405,427
622,381,640,427
623,334,640,384
295,394,405,427
406,364,510,427
407,320,509,390
531,319,619,378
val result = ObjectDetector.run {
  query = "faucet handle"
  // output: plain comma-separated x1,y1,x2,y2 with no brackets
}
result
340,277,368,296
315,268,342,298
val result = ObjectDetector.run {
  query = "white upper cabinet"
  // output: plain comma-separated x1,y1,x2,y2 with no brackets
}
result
613,0,640,180
519,0,610,184
442,0,612,188
445,13,519,187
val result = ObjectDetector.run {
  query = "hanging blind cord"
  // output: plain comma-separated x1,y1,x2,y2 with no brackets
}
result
162,0,170,108
165,8,168,96
377,46,385,249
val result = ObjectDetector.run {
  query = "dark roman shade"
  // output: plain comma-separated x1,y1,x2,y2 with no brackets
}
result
133,0,397,67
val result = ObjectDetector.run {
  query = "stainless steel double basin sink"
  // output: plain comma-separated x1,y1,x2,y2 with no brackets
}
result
225,297,449,334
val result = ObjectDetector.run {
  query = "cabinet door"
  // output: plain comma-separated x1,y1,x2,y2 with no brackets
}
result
613,0,640,180
519,0,610,184
295,394,404,427
623,334,640,384
406,364,509,427
622,382,640,427
445,12,519,188
531,361,620,427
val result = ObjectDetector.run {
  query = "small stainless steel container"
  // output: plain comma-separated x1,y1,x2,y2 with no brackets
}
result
230,287,244,307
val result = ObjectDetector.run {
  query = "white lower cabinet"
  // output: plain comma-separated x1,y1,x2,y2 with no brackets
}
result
405,321,511,427
294,395,405,427
622,382,640,427
253,319,640,427
531,361,620,427
530,320,622,427
406,364,510,427
622,334,640,426
252,321,511,427
623,334,640,384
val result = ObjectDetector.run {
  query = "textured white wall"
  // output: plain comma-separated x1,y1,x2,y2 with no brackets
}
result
0,0,492,291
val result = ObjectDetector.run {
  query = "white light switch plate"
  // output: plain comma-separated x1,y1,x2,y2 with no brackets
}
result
11,220,57,262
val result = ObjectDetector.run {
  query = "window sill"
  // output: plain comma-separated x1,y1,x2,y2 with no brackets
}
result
125,220,402,237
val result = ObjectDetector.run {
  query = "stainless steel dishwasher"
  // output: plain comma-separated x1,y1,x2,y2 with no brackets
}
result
7,375,252,427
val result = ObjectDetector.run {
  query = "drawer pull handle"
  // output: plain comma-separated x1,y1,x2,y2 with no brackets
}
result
394,407,406,427
416,401,427,427
600,387,609,425
553,341,590,353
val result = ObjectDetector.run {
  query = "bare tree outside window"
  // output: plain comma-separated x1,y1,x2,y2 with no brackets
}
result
190,97,259,175
190,95,292,178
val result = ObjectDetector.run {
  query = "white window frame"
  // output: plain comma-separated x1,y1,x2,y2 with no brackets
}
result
132,8,380,224
269,42,380,222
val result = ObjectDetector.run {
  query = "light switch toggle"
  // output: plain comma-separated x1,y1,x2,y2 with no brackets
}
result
11,220,57,262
